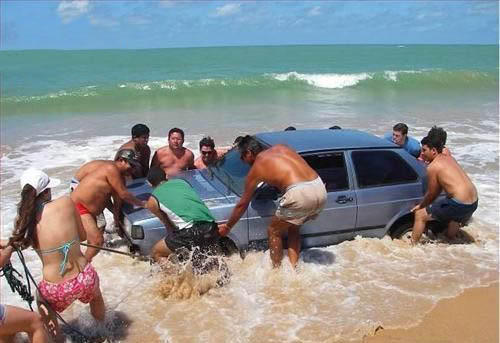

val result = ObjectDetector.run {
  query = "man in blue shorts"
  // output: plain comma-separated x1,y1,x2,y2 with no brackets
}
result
145,166,222,263
385,123,421,157
410,131,478,244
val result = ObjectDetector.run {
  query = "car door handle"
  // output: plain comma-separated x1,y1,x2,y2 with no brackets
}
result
336,195,353,204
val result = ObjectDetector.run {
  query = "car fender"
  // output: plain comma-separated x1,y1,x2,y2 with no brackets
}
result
383,205,415,236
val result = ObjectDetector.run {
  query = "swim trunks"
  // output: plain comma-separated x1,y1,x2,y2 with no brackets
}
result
275,177,327,226
164,221,219,252
0,304,6,325
427,197,478,225
38,263,100,313
71,179,107,229
75,202,92,217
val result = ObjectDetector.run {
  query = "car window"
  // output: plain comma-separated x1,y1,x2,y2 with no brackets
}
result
303,152,349,192
352,150,418,188
210,148,250,196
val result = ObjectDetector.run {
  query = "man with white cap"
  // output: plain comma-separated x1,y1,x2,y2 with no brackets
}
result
71,149,146,261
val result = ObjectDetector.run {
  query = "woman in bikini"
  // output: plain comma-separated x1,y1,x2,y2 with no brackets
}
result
6,168,106,342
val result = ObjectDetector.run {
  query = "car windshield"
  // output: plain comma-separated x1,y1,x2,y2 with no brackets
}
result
208,147,250,196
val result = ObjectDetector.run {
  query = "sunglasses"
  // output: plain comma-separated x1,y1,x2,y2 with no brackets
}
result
201,151,214,155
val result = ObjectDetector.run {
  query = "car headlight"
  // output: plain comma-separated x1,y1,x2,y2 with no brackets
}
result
131,225,144,240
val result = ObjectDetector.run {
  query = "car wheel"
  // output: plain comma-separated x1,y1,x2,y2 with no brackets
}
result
390,221,413,240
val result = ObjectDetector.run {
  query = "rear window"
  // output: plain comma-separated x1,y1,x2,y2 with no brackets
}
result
352,150,418,188
303,152,348,192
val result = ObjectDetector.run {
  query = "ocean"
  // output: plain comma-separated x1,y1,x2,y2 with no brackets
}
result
0,45,498,342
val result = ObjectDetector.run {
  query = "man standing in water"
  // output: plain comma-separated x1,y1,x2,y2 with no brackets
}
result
71,149,146,261
151,128,194,176
385,123,421,158
115,123,151,178
146,166,221,263
218,136,327,268
410,132,478,244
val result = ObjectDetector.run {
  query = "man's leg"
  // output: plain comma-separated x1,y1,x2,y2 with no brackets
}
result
445,221,461,239
81,214,103,262
267,216,296,268
152,239,174,263
0,305,49,343
411,207,431,244
287,224,301,268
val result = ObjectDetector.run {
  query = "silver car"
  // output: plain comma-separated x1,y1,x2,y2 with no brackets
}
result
122,129,436,256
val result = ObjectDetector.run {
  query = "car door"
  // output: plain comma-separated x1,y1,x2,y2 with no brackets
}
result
349,149,422,238
246,151,358,249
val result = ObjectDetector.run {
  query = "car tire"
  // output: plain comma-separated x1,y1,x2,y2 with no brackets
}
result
390,221,413,239
218,238,239,257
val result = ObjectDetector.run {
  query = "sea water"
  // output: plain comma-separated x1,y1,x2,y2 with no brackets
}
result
0,45,498,342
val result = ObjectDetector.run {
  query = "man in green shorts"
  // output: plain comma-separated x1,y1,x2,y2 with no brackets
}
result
146,166,222,263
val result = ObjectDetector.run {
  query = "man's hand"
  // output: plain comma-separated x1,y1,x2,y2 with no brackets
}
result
411,204,421,213
218,223,231,237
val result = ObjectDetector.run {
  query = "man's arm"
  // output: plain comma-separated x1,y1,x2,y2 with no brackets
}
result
186,150,195,170
143,147,151,177
219,166,262,236
145,196,177,234
150,151,159,169
412,165,442,211
107,166,145,208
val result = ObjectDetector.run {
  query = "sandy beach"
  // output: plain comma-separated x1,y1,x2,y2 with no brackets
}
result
363,283,499,343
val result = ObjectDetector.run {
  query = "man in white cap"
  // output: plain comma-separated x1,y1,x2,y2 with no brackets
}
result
70,149,146,261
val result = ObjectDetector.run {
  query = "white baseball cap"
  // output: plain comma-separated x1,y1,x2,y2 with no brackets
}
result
20,168,60,196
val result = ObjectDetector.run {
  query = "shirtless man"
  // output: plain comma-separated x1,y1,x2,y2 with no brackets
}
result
150,128,194,176
194,136,230,169
218,135,327,268
418,126,451,162
70,149,146,261
410,132,478,244
115,123,151,178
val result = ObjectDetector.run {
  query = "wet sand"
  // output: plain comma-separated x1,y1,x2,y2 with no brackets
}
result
363,283,499,343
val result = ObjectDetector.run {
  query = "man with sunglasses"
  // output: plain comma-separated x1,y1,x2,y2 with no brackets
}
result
218,136,327,268
194,136,230,169
70,149,146,261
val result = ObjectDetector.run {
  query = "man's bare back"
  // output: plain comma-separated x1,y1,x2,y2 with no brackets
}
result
250,145,318,191
428,154,477,204
71,161,125,216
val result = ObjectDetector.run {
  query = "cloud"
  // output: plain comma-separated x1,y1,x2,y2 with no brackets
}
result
214,3,241,17
308,6,322,17
88,15,119,28
57,0,90,24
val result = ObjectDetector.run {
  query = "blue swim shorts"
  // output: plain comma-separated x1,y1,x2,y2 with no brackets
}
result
427,197,478,224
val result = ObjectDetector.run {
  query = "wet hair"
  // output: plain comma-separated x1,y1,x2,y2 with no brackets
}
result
233,136,244,146
237,135,264,156
329,125,342,130
9,185,40,250
284,126,296,131
199,136,215,150
427,126,447,146
393,123,408,135
421,135,444,153
147,166,167,187
131,124,150,138
168,127,184,140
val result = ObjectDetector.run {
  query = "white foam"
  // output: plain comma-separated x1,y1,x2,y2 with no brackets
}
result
271,71,372,89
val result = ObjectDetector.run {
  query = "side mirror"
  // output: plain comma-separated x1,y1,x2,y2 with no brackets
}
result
254,184,279,201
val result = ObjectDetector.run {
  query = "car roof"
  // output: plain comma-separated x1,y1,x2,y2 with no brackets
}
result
255,129,398,153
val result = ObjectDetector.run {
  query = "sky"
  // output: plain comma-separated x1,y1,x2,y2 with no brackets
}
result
1,1,498,50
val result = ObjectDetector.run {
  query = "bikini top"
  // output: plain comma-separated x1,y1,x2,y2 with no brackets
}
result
35,200,79,276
